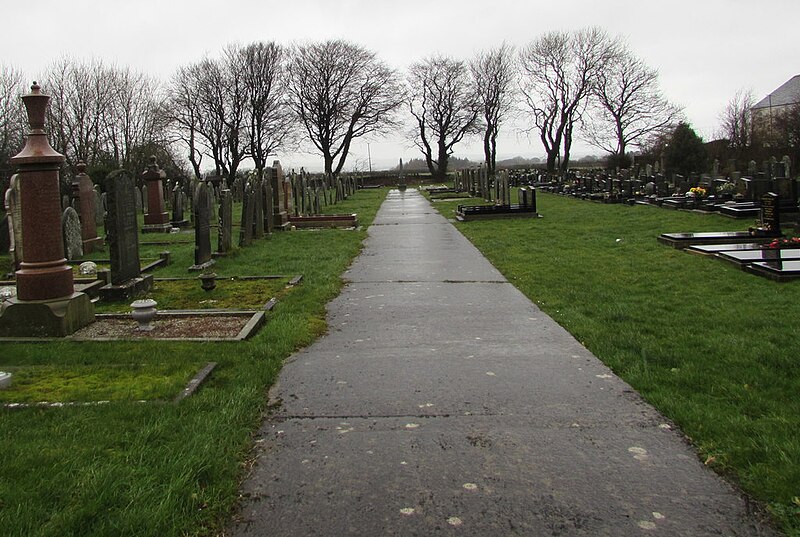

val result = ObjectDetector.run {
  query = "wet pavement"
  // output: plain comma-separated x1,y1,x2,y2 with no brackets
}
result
230,189,776,536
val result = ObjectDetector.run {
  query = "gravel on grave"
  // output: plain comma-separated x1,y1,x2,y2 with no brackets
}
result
74,315,250,339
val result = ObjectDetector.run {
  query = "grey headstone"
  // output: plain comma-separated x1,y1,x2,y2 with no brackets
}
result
239,180,255,247
105,170,141,285
263,177,274,234
192,182,213,269
218,188,232,255
254,177,265,239
61,207,83,261
5,175,23,272
94,188,104,227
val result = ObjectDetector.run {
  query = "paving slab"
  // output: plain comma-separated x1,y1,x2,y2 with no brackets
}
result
230,189,777,536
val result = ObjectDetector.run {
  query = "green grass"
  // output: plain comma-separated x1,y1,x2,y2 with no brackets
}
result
0,187,388,537
430,191,800,535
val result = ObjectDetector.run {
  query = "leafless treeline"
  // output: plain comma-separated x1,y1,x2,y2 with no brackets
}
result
1,28,684,186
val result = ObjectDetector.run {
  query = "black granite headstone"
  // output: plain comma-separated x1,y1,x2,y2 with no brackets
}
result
760,192,780,234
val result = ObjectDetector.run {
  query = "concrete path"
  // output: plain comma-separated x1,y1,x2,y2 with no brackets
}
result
230,189,776,536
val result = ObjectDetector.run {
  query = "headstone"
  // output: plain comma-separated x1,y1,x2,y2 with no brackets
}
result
759,192,781,234
134,186,143,212
5,175,23,273
239,180,255,247
262,176,274,234
105,170,143,286
73,162,103,253
170,183,190,228
216,188,232,256
782,155,792,179
270,162,290,230
61,207,83,261
94,187,104,227
253,176,265,239
0,82,93,337
141,156,171,233
189,181,215,272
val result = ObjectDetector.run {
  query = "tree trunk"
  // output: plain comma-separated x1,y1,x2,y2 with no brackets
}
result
436,142,449,182
484,128,493,177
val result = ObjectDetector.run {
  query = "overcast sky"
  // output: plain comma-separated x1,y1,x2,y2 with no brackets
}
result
3,0,799,172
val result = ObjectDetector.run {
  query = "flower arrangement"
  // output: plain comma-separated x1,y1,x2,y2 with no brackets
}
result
763,237,800,249
687,186,707,198
718,182,736,195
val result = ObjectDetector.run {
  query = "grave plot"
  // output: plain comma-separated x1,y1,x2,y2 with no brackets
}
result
657,231,777,249
455,185,540,221
658,192,785,250
662,198,800,281
78,274,302,341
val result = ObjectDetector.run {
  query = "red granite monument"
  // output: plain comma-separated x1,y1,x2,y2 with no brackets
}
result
141,156,171,233
0,82,94,337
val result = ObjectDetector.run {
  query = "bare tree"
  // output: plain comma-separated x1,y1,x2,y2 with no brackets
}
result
0,65,25,182
408,55,480,181
287,40,403,179
103,67,163,171
169,54,250,185
165,64,205,180
43,57,112,167
235,41,295,178
519,28,617,172
585,49,682,167
719,88,756,150
470,44,516,177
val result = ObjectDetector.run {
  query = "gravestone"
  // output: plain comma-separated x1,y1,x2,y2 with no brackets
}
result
239,180,255,247
134,186,143,212
270,162,290,230
100,169,153,300
4,175,23,273
215,188,232,256
73,162,103,253
262,176,274,234
189,182,215,271
759,192,781,235
0,82,93,337
141,156,171,233
254,176,265,239
61,207,83,261
170,183,190,228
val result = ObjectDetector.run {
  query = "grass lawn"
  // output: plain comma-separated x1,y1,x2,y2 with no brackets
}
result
0,187,387,537
431,191,800,535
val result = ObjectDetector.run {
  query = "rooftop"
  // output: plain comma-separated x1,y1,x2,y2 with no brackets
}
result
753,74,800,109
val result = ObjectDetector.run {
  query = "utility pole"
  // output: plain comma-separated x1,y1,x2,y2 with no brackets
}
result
367,143,372,174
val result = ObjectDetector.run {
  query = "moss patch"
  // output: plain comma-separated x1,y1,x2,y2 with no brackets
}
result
94,276,293,312
0,362,201,403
